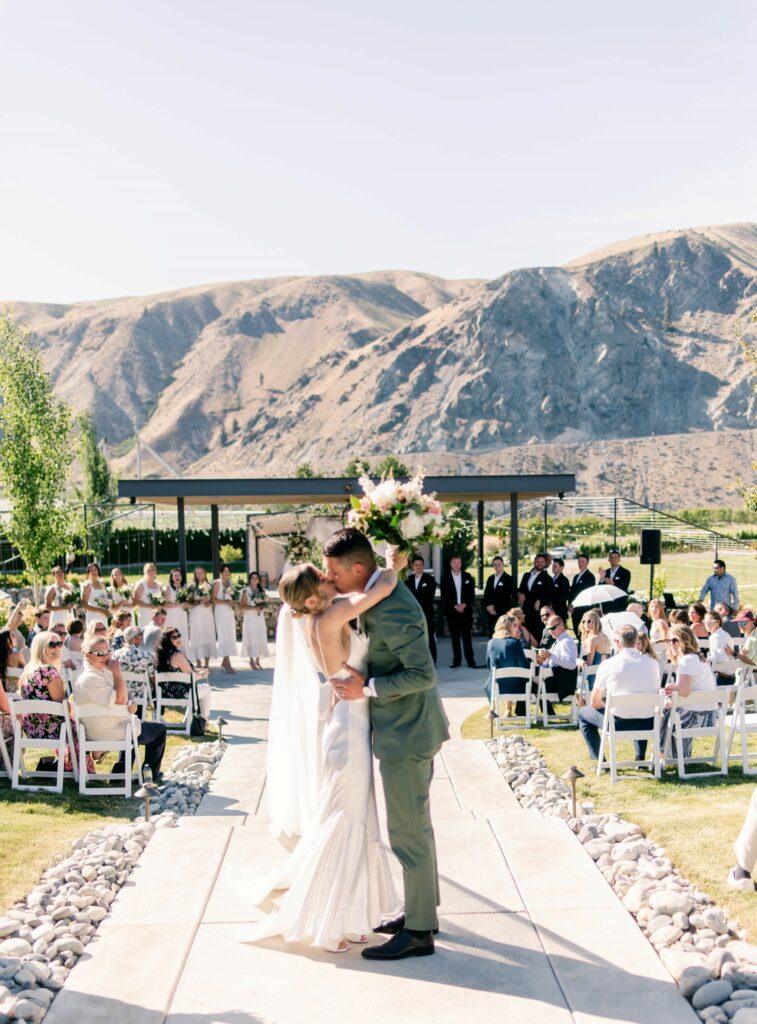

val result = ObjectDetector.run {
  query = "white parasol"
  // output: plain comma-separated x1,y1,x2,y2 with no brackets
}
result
571,584,627,610
600,611,644,640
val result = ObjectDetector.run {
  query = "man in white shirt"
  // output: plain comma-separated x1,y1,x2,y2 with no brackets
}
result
536,615,578,706
74,635,168,782
441,556,477,668
578,625,660,761
404,555,437,664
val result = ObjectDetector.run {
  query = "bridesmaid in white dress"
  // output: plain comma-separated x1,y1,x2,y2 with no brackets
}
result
45,565,75,629
133,563,164,629
212,564,238,674
108,567,132,612
80,563,111,628
251,562,401,953
189,566,216,668
240,571,269,670
165,567,191,651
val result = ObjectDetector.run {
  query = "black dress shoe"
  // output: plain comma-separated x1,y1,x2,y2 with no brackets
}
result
449,662,461,669
467,663,481,669
362,929,434,960
373,915,438,936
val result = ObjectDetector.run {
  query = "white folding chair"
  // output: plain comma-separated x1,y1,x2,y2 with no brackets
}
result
74,704,143,797
9,699,78,793
490,668,534,729
663,690,728,780
726,678,757,773
3,666,24,695
571,661,600,724
597,692,665,785
121,669,153,719
0,723,12,778
535,666,575,728
697,637,711,652
155,671,193,734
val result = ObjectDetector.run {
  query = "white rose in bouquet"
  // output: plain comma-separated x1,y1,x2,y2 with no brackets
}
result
399,510,427,541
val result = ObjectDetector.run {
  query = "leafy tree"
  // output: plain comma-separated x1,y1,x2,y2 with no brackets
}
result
0,316,74,596
343,457,370,477
374,455,410,478
76,412,116,561
219,543,243,564
295,462,321,478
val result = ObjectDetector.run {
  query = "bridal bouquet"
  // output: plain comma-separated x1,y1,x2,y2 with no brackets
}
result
284,531,317,565
109,583,132,603
347,470,455,553
94,595,112,611
189,581,211,603
59,583,81,608
147,591,165,607
173,586,190,604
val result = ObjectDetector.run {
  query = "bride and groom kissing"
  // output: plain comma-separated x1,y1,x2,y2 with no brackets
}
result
252,527,449,960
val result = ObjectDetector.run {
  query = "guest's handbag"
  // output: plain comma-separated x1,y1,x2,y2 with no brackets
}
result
189,676,207,737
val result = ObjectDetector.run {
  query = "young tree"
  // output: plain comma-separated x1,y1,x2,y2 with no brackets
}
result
295,462,321,479
0,316,74,596
76,412,116,561
374,455,410,478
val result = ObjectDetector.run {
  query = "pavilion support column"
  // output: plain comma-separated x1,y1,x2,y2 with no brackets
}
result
510,492,519,584
211,504,220,578
477,500,485,589
177,498,187,579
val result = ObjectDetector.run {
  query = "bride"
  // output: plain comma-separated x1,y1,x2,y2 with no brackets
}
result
252,561,402,953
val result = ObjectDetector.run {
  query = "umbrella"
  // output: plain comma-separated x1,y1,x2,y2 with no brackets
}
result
600,611,644,640
0,590,10,601
571,584,627,610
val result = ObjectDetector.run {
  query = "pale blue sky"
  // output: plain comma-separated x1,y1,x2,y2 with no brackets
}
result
1,0,755,302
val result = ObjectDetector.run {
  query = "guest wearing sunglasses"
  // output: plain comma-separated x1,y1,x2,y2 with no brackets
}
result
156,629,212,723
74,635,167,782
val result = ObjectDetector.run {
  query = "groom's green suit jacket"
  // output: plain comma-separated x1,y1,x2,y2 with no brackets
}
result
363,583,449,761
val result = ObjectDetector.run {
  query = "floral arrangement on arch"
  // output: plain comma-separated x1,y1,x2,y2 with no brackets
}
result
347,470,456,553
285,531,318,566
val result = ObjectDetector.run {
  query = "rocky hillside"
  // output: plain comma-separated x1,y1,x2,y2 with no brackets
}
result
6,223,756,507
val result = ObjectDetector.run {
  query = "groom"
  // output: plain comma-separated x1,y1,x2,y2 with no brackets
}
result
324,528,449,960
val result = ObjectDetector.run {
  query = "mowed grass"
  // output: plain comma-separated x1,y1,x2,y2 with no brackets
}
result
0,724,217,913
463,704,757,939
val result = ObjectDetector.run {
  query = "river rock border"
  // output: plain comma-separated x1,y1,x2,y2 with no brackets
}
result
0,738,226,1022
489,734,757,1023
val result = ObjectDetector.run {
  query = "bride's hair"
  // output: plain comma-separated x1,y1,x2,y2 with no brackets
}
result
279,563,324,616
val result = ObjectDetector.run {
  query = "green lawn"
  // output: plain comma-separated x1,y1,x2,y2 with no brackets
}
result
0,727,217,913
463,705,757,939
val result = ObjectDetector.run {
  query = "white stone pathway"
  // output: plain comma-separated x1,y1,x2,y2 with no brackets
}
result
45,640,697,1024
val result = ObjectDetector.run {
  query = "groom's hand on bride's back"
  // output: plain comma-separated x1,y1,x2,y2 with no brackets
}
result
329,663,366,701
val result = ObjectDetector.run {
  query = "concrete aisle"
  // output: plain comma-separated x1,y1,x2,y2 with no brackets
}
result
46,639,697,1024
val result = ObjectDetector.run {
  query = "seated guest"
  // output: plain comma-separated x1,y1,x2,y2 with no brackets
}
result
143,608,168,660
484,614,529,715
5,600,30,662
109,609,134,652
635,633,659,662
483,556,515,637
0,627,26,693
648,598,669,663
113,625,155,699
538,606,555,649
670,608,690,626
727,786,757,892
688,602,709,639
578,625,660,761
19,631,86,772
715,602,742,639
0,674,12,762
26,607,51,647
578,611,611,667
156,628,212,724
509,607,537,649
550,559,570,621
74,634,167,782
705,611,739,686
661,624,716,758
63,619,84,673
626,602,648,635
734,610,757,674
535,614,578,708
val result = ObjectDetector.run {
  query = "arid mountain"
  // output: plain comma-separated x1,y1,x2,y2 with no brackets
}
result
6,223,756,508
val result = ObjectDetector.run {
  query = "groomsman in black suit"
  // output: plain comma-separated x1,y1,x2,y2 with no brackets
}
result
600,549,631,612
550,557,571,621
569,553,596,635
405,554,438,664
441,555,477,668
483,555,516,636
518,553,552,642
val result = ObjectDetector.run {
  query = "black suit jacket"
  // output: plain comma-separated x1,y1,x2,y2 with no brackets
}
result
569,569,596,604
550,573,571,620
441,571,476,619
600,565,631,593
405,572,437,620
517,569,552,614
483,571,515,617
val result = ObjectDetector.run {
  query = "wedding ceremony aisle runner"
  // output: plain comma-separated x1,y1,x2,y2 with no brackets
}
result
44,643,697,1024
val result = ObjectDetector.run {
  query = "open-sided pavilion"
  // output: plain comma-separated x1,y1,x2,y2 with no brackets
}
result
117,473,576,585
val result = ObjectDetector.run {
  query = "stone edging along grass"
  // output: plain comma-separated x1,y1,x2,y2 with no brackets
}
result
489,734,757,1022
0,739,226,1023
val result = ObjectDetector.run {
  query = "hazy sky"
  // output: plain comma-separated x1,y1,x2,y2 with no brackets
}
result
1,0,755,302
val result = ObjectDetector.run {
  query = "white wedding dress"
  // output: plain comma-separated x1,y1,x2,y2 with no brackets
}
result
253,628,400,951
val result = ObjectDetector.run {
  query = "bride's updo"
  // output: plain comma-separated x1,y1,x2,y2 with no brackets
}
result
279,563,324,616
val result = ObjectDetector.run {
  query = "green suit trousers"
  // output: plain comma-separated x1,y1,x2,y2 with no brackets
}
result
378,753,441,932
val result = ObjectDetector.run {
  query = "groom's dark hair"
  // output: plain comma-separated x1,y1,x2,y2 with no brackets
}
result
323,528,377,570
